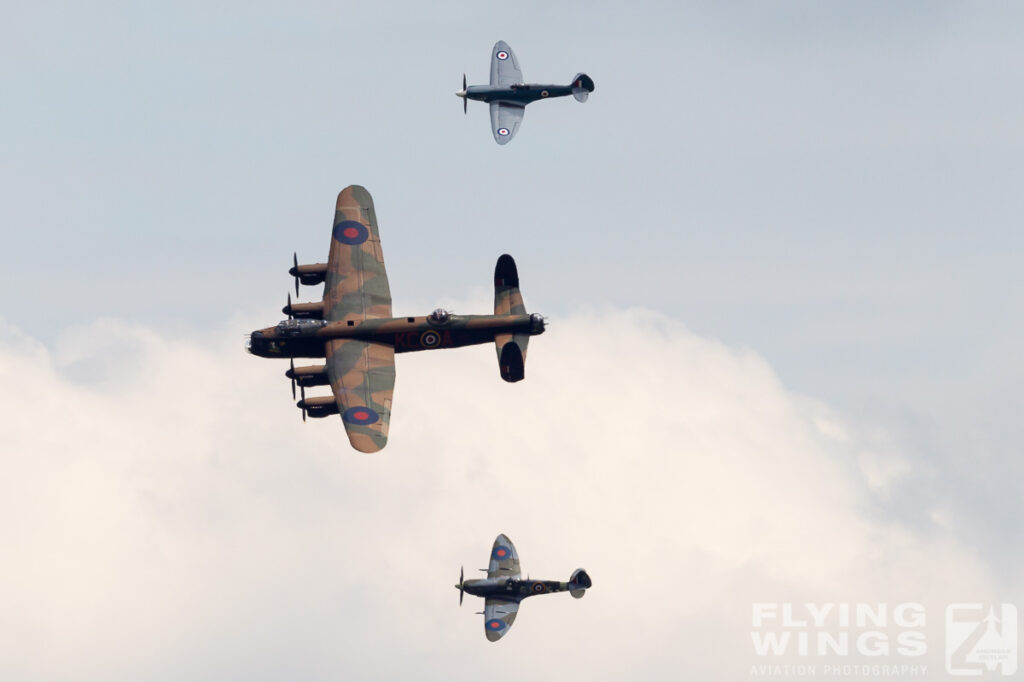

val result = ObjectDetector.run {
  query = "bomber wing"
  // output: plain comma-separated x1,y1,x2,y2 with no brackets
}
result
325,339,395,453
489,40,523,86
489,102,525,145
323,186,395,452
323,185,392,323
483,598,520,642
488,533,521,579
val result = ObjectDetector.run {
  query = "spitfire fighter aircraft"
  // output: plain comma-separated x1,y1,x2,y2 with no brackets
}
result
247,186,546,453
456,40,594,144
456,534,592,642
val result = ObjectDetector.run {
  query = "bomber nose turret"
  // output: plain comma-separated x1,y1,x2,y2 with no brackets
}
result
246,330,264,355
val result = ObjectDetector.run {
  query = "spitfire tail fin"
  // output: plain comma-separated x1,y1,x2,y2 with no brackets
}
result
494,254,529,383
570,73,595,102
568,568,592,598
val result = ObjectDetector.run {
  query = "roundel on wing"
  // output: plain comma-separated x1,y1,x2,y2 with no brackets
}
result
491,545,512,560
497,128,510,136
342,406,379,425
333,220,369,245
420,330,441,348
496,50,509,60
486,618,506,631
540,90,549,97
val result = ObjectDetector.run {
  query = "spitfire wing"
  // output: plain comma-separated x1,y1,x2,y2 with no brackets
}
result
325,339,395,453
489,40,523,86
483,598,520,642
487,533,521,579
489,102,525,145
324,185,392,323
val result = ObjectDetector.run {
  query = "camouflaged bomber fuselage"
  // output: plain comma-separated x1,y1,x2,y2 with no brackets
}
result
247,313,543,359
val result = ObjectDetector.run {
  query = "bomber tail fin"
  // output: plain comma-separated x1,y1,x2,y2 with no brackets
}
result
570,73,595,102
568,568,592,598
494,254,529,383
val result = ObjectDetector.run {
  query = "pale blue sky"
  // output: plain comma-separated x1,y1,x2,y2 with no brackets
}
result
2,2,1022,679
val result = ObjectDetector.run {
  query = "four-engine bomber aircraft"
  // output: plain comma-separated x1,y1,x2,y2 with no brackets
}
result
247,186,545,453
456,40,594,144
456,534,592,642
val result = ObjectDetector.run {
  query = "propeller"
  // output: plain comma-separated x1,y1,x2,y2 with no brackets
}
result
459,566,465,606
299,384,307,423
289,358,296,399
293,252,300,298
286,292,294,320
463,74,467,114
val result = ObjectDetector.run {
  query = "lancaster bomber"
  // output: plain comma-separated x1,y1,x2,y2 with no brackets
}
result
456,40,594,144
456,534,592,642
247,186,545,453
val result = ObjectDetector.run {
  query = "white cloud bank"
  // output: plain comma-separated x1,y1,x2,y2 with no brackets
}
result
0,310,1015,681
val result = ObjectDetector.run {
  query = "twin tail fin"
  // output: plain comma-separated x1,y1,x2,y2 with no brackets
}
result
494,254,529,383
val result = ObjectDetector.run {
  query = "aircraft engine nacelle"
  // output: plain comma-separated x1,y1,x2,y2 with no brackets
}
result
297,394,338,419
289,262,328,287
286,363,329,388
568,568,591,598
282,300,325,320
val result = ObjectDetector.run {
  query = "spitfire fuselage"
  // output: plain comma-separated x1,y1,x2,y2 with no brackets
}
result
463,83,575,106
461,576,573,603
248,313,544,359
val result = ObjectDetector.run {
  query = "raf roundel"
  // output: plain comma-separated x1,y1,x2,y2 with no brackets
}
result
333,220,369,245
497,128,510,136
486,619,506,631
420,330,441,348
491,545,512,560
343,406,379,426
496,50,509,60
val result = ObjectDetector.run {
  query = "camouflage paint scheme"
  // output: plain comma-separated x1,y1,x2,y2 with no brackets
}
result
456,534,592,642
456,40,595,144
247,186,545,453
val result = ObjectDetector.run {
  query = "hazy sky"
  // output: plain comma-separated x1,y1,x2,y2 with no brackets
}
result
2,2,1022,680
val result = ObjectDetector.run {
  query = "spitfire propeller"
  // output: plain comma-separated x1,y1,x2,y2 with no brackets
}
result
457,73,467,114
458,566,465,606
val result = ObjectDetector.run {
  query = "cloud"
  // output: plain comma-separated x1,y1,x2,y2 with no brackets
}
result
0,311,1014,681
